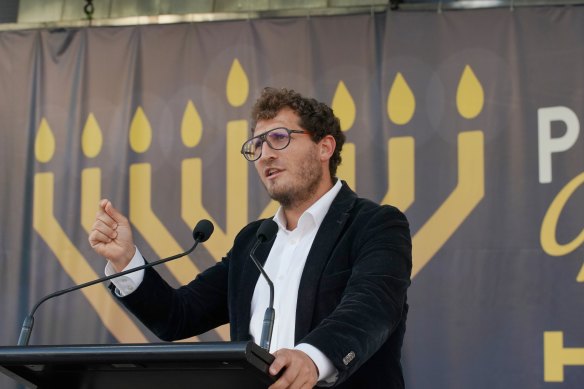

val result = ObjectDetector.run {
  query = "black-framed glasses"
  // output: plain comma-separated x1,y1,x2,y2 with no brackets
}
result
241,127,307,161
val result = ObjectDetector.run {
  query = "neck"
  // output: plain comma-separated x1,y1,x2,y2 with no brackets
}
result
282,176,335,230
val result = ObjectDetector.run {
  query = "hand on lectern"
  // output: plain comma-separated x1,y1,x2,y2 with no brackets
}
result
268,349,318,389
88,199,136,272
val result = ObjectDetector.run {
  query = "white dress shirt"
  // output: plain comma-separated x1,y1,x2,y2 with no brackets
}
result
106,180,342,385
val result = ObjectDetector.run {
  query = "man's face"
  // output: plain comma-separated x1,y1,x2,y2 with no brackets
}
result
253,108,323,208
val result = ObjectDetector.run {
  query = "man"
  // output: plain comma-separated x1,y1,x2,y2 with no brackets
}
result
89,87,412,388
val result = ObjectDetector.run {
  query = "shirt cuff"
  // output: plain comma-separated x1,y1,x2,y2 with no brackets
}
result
295,343,338,386
104,247,145,297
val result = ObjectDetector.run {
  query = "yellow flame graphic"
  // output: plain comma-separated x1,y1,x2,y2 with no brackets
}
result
331,81,356,131
82,113,103,158
129,106,152,153
35,118,56,163
181,100,202,148
457,65,484,119
387,73,416,125
226,59,249,107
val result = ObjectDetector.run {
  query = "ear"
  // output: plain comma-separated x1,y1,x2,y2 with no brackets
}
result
318,135,336,163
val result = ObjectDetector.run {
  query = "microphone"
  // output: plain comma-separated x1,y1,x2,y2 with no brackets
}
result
249,219,279,351
17,219,214,346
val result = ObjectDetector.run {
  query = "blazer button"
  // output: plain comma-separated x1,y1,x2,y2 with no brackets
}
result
342,351,355,366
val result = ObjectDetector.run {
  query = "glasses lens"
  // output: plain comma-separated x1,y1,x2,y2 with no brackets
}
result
242,138,259,160
242,128,294,161
266,128,290,150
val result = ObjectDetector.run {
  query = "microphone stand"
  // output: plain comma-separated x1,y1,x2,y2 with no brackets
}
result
17,218,214,346
249,219,279,351
249,239,275,351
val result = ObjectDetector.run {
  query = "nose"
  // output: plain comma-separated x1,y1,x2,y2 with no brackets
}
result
258,140,277,161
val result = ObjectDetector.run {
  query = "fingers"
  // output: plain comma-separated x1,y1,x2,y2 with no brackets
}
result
94,218,118,239
89,229,113,248
87,199,136,267
268,349,317,389
89,219,117,246
91,199,131,238
103,199,129,225
94,199,127,227
269,350,288,376
89,200,117,245
93,199,117,227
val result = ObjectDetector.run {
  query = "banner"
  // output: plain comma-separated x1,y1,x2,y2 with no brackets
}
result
0,7,582,388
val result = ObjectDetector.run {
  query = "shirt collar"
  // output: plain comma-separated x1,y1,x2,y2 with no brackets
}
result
273,179,343,232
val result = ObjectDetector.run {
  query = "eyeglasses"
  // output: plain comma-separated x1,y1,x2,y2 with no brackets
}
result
241,127,307,161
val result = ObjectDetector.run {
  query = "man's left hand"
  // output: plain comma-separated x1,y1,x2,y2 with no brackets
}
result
268,349,318,389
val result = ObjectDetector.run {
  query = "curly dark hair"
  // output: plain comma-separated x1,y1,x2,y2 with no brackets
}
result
250,87,345,178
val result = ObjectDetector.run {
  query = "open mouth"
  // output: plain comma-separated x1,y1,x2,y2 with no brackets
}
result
265,168,282,178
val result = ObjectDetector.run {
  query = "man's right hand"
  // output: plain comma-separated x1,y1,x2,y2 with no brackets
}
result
88,199,136,272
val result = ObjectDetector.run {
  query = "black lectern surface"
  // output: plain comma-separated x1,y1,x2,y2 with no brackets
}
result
0,341,276,389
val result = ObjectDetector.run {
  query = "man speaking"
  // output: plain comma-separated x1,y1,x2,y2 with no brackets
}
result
89,87,412,388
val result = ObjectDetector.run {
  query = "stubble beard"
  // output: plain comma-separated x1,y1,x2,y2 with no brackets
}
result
265,150,323,209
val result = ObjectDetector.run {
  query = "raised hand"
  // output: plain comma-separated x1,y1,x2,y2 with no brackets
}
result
88,199,136,272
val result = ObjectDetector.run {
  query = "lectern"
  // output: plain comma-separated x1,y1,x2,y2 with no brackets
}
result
0,341,276,389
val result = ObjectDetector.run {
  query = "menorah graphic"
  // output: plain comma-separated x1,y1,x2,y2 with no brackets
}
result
32,59,485,343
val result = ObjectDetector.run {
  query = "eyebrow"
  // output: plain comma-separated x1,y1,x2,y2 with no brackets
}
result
253,127,283,137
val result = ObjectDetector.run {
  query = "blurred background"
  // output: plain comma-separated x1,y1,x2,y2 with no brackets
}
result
1,1,583,388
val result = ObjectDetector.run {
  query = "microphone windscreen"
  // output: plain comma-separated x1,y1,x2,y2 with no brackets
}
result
193,219,214,242
256,219,278,243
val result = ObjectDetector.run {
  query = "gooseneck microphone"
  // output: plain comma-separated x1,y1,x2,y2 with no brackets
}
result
249,219,279,351
17,219,214,346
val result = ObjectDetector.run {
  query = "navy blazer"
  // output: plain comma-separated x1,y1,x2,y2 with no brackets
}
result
118,182,412,388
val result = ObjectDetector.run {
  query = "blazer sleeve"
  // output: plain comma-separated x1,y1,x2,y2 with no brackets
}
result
113,254,231,341
299,205,412,384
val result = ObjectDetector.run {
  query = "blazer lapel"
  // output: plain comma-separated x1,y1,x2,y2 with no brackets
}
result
294,182,356,342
